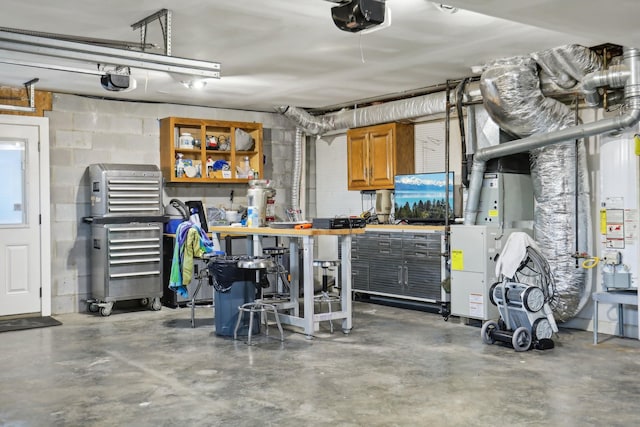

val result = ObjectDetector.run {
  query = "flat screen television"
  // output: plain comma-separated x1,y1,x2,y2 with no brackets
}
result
394,172,454,224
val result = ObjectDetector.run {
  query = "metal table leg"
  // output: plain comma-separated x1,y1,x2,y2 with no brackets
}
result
340,234,353,334
190,279,203,328
302,235,315,339
593,297,598,345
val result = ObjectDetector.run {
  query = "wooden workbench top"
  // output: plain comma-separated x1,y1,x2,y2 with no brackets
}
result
168,224,444,238
209,225,366,236
365,224,446,231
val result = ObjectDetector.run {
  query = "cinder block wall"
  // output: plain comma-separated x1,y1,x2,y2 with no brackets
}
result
46,93,300,314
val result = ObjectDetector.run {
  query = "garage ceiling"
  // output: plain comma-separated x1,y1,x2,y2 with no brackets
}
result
0,0,637,113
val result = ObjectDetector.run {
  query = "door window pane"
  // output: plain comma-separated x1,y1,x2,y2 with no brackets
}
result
0,140,26,225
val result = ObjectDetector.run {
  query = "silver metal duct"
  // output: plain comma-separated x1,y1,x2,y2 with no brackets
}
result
277,91,447,135
466,46,640,321
292,127,304,215
531,44,603,90
479,55,576,137
582,64,630,107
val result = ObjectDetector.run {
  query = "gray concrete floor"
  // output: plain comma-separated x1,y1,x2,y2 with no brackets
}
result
1,301,639,427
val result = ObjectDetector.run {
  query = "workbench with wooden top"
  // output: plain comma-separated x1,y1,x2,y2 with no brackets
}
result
208,225,366,338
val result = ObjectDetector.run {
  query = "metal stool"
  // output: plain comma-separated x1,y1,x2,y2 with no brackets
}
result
313,259,341,333
234,301,284,345
234,257,284,345
262,246,291,303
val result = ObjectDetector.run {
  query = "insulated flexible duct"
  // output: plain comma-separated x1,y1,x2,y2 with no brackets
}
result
477,51,589,322
277,91,447,135
467,46,640,321
531,44,603,90
277,91,448,217
291,127,304,215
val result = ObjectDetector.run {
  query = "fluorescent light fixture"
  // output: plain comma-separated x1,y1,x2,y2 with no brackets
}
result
0,30,220,78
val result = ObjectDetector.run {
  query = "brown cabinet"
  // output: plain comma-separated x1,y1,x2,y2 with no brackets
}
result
160,117,263,184
346,122,414,190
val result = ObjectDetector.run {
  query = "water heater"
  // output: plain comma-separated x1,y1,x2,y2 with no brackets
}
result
599,127,639,290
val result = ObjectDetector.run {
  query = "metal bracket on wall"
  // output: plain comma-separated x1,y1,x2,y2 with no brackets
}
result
131,9,172,56
0,78,38,112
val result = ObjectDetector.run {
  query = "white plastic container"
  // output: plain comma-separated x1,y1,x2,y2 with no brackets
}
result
175,153,185,178
225,210,240,223
179,133,194,149
247,206,260,227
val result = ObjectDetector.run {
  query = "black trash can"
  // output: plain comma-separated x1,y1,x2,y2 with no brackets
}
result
209,256,259,337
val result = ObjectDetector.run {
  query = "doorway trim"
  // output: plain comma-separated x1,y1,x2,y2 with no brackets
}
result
0,114,50,316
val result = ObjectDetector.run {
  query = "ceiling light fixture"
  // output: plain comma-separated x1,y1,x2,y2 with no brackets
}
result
0,30,221,78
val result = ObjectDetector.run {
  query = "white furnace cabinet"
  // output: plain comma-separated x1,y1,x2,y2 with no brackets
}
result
450,225,531,321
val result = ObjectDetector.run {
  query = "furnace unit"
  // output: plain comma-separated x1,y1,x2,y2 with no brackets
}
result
450,225,532,321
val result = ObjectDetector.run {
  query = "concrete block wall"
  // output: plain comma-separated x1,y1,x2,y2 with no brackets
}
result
46,93,299,314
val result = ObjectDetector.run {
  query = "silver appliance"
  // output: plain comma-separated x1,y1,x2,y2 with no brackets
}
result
247,179,275,227
375,189,392,224
475,172,534,226
85,164,166,316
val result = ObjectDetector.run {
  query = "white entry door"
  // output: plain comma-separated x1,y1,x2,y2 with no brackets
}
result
0,116,50,317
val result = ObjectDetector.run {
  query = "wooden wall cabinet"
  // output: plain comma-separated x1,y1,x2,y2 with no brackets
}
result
160,117,263,184
346,122,414,190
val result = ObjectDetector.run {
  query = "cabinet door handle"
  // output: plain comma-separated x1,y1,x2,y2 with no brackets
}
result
404,266,409,286
398,266,403,285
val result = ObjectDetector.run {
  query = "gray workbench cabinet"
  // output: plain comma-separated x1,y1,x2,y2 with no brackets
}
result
351,228,445,303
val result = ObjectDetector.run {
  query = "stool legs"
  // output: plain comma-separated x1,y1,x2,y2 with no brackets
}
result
270,304,285,342
316,295,335,333
313,266,341,333
233,307,244,341
234,302,284,345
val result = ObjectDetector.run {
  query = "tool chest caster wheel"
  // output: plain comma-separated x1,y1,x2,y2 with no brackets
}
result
100,302,114,317
149,297,162,311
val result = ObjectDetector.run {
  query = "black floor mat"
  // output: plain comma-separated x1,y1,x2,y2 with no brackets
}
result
0,316,62,333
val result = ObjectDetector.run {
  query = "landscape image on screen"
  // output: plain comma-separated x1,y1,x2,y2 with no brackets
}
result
394,172,454,223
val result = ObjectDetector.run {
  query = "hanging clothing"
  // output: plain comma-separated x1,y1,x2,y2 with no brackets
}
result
169,221,214,298
495,232,540,279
